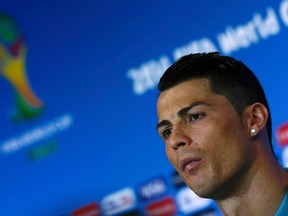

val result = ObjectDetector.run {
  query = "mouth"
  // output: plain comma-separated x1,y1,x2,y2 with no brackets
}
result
180,157,202,173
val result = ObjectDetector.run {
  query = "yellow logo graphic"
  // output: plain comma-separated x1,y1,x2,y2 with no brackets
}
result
0,13,44,121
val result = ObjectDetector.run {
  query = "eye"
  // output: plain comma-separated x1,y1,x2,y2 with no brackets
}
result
161,128,173,139
188,113,205,122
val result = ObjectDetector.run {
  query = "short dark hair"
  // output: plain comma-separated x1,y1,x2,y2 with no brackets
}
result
158,52,273,154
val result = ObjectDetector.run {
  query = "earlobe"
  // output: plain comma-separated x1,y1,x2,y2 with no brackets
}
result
250,127,257,137
246,103,269,137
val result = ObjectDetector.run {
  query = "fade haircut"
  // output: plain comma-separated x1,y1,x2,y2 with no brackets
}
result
158,52,273,154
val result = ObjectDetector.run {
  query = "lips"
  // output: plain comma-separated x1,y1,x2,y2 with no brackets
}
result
180,157,202,172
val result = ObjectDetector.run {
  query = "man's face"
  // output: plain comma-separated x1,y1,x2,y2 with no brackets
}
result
157,78,254,199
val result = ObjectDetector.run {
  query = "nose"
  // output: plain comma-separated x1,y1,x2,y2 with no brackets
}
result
169,124,191,150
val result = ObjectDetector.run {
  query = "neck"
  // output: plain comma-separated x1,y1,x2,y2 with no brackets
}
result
216,148,288,216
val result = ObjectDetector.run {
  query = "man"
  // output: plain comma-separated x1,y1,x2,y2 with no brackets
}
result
156,52,288,215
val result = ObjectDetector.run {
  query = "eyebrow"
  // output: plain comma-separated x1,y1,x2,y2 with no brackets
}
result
156,101,211,130
156,119,171,131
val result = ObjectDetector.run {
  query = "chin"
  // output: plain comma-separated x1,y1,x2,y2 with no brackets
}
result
184,178,219,199
189,187,215,199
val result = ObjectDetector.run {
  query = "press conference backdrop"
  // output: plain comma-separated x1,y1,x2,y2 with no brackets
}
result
1,0,288,215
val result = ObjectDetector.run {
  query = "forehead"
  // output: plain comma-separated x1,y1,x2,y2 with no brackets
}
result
157,78,213,113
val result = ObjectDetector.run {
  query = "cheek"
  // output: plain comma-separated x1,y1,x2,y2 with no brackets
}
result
207,126,250,171
165,145,178,167
197,122,234,157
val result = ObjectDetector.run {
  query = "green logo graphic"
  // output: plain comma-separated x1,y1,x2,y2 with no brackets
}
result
0,13,44,122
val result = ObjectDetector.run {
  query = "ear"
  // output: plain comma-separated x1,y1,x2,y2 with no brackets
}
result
244,103,269,138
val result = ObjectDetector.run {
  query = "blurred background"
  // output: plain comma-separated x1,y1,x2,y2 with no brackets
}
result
1,0,288,215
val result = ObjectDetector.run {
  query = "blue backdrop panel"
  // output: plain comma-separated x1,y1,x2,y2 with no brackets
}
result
0,0,288,215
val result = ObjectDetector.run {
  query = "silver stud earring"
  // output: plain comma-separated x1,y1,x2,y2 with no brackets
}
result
250,128,257,137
